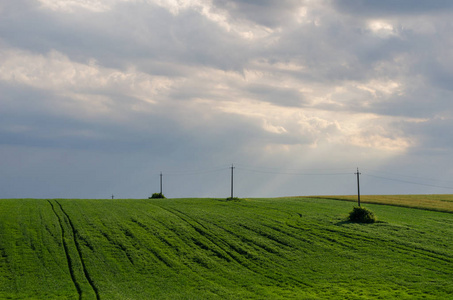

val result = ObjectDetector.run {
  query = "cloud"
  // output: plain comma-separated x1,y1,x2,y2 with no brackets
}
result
211,0,304,28
36,0,115,12
333,0,453,16
1,0,453,197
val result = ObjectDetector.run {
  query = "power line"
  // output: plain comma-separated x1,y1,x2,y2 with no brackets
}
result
163,166,230,176
362,168,453,184
363,173,453,190
235,163,352,172
149,164,453,198
236,166,352,176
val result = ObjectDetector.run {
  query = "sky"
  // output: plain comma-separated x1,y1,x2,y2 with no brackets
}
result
1,0,453,198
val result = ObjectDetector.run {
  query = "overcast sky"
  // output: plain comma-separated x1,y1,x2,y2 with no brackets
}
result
1,0,453,198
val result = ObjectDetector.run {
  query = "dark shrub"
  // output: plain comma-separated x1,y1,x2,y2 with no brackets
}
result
226,197,240,201
149,193,165,199
348,206,376,223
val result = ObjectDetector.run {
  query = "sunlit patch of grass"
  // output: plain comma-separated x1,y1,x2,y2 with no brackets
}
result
309,194,453,213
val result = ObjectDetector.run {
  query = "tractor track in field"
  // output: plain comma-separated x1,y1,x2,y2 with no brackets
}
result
55,200,100,300
151,205,262,273
290,219,453,267
48,200,100,300
48,200,82,300
324,225,453,265
153,204,313,288
97,225,135,266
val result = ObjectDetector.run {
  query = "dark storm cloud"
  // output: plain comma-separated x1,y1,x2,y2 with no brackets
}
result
0,0,249,73
334,0,453,16
255,14,409,87
212,0,302,28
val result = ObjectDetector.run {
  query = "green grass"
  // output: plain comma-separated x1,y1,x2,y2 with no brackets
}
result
1,196,452,299
309,194,453,213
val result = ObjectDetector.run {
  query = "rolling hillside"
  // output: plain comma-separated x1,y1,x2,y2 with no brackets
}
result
1,197,452,299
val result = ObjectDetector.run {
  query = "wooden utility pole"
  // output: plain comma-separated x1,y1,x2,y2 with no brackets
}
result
160,172,163,195
230,164,235,199
355,168,361,207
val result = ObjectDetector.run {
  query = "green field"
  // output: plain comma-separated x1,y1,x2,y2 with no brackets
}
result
1,196,452,299
309,194,453,213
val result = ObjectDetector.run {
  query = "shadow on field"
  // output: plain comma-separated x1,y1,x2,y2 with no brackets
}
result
214,198,246,202
334,220,353,226
335,220,387,226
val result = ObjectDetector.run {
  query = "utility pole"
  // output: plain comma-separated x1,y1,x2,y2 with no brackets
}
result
230,164,235,199
355,168,361,207
160,172,163,195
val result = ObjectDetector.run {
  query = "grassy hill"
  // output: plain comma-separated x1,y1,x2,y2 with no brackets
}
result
309,194,453,213
1,196,452,299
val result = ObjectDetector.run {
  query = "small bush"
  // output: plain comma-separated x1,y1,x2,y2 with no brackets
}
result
348,206,376,223
149,193,165,199
226,197,240,201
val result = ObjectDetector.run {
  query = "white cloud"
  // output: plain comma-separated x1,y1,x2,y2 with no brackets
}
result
152,0,273,40
263,120,287,134
367,20,397,37
37,0,115,12
356,79,402,97
0,48,173,119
